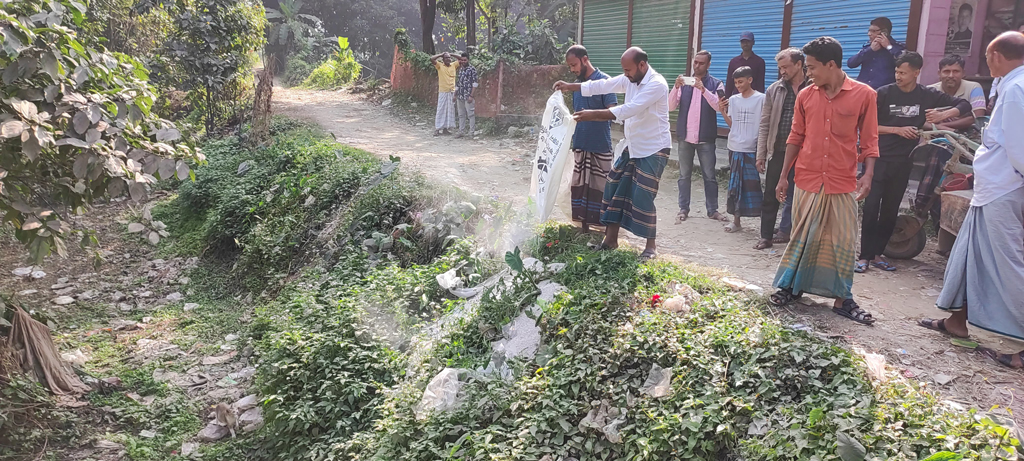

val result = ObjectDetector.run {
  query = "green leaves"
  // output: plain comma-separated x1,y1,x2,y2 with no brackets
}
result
0,0,201,262
836,432,866,461
505,247,524,272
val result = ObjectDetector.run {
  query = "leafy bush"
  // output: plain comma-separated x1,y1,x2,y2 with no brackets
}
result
302,37,360,90
0,0,201,261
282,55,315,86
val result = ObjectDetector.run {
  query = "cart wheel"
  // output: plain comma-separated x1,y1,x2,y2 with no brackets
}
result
884,225,928,260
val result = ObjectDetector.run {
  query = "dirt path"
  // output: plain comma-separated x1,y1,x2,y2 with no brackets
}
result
274,87,1023,418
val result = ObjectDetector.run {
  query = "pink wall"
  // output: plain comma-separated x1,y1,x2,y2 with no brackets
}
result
920,0,951,85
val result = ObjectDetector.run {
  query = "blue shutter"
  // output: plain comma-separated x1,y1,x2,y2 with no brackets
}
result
789,0,913,76
700,0,786,128
632,0,693,126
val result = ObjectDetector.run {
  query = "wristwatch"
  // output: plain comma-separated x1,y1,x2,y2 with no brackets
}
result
886,45,893,50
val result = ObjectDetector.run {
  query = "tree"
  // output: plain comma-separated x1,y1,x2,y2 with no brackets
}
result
144,0,267,133
0,0,202,261
419,0,436,54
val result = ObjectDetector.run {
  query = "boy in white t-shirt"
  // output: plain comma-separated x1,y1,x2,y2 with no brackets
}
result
719,66,766,233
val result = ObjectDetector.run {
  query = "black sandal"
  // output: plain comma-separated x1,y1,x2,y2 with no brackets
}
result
769,289,801,307
917,318,969,338
978,347,1024,369
833,299,875,325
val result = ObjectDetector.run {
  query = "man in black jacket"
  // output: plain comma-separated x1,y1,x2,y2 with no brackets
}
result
857,51,972,273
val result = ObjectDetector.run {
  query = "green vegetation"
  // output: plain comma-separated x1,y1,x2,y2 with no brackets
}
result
302,37,361,89
144,122,1019,460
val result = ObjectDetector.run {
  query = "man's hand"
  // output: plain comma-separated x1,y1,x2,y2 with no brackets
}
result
573,110,600,122
856,174,872,201
718,98,729,113
553,80,571,92
675,75,685,88
468,96,474,103
756,159,766,174
877,34,891,49
894,126,919,139
870,37,883,51
693,77,705,92
776,176,789,203
925,108,954,124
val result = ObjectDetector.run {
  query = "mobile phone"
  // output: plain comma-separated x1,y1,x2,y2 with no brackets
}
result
680,76,696,86
716,88,726,98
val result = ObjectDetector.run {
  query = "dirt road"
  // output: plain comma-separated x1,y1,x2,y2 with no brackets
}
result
274,87,1023,417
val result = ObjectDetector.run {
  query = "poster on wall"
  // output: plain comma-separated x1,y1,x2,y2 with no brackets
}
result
945,0,977,56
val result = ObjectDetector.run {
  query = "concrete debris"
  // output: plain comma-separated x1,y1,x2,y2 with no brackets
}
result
111,291,126,302
52,295,76,305
933,374,954,386
17,289,38,296
202,352,236,365
721,277,763,293
224,334,239,342
207,387,244,403
238,407,263,428
139,430,156,438
233,394,259,412
54,286,76,296
77,289,98,301
166,292,183,301
51,282,74,290
12,267,33,277
183,302,199,311
138,291,153,298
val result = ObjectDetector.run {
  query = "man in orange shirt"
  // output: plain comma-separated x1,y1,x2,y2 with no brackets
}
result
769,37,880,325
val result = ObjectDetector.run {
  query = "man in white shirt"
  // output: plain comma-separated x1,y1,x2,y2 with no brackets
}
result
920,32,1024,369
554,47,672,260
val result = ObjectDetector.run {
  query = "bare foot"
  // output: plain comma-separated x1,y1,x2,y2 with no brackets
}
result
675,210,688,224
772,231,790,244
753,239,772,250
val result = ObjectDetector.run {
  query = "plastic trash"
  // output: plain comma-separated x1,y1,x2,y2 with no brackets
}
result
414,368,464,419
640,364,673,398
529,91,577,221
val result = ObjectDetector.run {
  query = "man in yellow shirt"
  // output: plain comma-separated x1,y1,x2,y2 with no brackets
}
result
430,52,460,136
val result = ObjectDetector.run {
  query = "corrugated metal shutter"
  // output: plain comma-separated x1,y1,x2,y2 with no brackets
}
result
630,0,692,125
789,0,912,76
701,0,786,128
581,0,630,77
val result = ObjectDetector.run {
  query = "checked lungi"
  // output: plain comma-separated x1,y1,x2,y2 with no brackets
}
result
773,187,858,300
936,186,1024,341
600,148,670,239
571,149,613,226
435,91,456,130
726,151,763,217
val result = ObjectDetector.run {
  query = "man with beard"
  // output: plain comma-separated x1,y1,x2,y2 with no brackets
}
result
564,45,618,233
554,47,672,260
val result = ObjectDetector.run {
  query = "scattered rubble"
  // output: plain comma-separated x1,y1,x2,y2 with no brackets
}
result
52,295,76,305
197,422,231,442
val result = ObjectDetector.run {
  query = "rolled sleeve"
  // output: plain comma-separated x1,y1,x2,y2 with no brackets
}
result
610,81,667,121
581,74,628,98
857,94,880,161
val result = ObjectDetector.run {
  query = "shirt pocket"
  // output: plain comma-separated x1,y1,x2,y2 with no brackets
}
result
832,106,859,138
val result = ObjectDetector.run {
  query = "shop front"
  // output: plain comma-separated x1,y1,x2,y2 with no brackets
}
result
919,0,1023,88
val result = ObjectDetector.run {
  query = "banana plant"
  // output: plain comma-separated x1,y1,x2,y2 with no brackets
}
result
264,0,323,53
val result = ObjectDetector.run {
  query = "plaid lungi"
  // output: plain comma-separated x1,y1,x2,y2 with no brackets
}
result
435,91,456,130
726,151,763,217
773,187,858,299
571,149,613,225
600,148,670,239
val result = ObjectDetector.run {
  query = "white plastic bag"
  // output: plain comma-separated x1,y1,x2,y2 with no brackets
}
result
414,368,464,419
529,91,578,222
640,364,673,398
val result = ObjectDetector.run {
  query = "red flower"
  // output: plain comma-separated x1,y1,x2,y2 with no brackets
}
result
546,242,553,247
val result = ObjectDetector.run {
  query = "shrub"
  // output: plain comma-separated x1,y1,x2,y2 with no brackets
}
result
282,55,315,86
302,37,360,90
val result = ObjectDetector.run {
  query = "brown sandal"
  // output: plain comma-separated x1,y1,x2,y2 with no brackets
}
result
917,318,969,338
753,239,772,250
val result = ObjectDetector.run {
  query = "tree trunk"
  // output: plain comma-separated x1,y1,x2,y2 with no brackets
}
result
419,0,436,54
466,0,476,48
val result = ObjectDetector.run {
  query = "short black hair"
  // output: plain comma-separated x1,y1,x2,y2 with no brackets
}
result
802,36,843,68
460,51,470,58
871,17,893,33
733,66,754,79
775,47,805,65
938,54,966,70
959,3,973,14
632,48,649,64
566,45,588,60
695,49,712,61
895,51,923,70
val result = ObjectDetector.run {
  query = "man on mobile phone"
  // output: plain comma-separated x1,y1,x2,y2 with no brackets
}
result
668,50,728,223
848,17,905,89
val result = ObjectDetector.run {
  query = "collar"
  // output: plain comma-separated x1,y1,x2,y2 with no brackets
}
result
839,73,855,91
1003,63,1024,83
634,66,655,86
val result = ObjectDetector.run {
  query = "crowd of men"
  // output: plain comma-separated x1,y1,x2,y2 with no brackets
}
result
546,25,1024,369
424,19,1024,369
